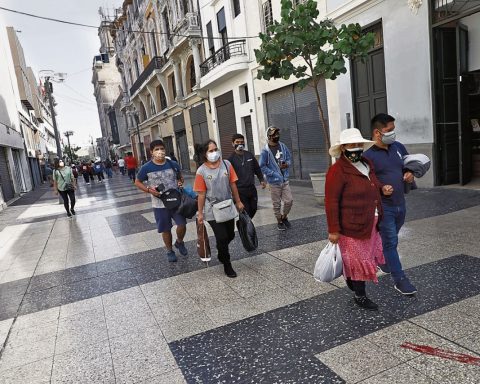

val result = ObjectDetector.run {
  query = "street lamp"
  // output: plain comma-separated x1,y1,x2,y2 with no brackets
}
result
63,130,74,161
39,70,67,159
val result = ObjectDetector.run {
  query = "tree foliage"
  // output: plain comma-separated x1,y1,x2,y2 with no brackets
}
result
63,145,81,162
255,0,374,157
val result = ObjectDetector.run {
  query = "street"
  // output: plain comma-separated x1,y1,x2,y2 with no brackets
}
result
0,174,480,383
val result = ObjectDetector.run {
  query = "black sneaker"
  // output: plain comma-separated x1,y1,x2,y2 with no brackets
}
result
67,212,72,218
282,217,292,229
354,296,378,311
71,209,76,215
224,262,237,278
277,222,287,231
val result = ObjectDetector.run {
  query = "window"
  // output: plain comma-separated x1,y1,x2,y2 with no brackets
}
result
232,0,241,17
158,85,167,110
150,31,158,56
262,0,273,33
189,58,196,92
206,22,215,57
134,58,140,77
217,7,228,47
128,68,133,87
162,9,171,39
149,95,156,116
170,75,177,100
181,0,189,16
239,84,249,104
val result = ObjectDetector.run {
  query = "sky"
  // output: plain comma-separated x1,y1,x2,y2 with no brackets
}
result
0,0,122,148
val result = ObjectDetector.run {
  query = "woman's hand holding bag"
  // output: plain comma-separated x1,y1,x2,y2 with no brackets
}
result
313,241,343,283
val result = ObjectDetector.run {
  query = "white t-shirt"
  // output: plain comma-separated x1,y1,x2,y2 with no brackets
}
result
118,159,125,167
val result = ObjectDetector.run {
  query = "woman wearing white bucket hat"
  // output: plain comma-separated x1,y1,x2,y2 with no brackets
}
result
325,128,393,310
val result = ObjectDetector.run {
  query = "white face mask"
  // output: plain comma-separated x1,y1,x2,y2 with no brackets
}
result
59,161,64,167
207,151,221,163
381,131,396,145
152,149,166,160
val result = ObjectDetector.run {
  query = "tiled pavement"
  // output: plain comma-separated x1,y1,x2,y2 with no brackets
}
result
0,174,480,383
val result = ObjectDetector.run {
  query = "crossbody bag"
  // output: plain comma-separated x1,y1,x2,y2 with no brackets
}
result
209,161,238,223
56,169,74,192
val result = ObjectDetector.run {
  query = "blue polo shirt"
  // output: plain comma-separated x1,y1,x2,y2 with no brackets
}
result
364,142,408,206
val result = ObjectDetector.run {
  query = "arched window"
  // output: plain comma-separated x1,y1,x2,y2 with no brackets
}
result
149,95,156,116
157,85,167,111
139,102,147,122
187,56,196,93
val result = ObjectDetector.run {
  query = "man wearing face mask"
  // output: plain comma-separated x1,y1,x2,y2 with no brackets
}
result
135,140,188,262
259,126,293,231
363,113,416,296
227,134,266,218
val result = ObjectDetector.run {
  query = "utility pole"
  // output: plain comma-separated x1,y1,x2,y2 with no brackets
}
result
44,78,62,158
64,130,74,161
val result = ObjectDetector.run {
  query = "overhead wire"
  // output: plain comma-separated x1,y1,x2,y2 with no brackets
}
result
0,6,260,40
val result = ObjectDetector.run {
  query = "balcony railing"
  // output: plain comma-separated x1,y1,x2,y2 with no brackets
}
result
129,56,165,95
200,40,246,77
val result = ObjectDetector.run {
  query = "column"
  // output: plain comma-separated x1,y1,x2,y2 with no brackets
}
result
190,38,202,86
172,59,184,100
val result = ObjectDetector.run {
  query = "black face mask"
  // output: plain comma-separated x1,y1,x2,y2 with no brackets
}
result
234,144,245,151
344,148,363,163
270,136,280,143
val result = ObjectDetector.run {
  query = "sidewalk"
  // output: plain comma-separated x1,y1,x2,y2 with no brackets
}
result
0,173,480,383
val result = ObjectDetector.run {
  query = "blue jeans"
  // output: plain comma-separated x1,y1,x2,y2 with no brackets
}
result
379,203,406,282
106,168,113,178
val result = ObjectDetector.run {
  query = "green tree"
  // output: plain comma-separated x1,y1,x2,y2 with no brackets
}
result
255,0,374,158
63,145,81,162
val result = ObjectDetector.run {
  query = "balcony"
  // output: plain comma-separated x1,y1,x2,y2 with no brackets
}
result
169,13,201,50
200,40,247,77
129,56,165,96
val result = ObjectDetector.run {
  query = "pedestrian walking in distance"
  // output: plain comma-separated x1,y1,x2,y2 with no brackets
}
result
118,157,126,175
53,158,77,218
259,126,293,231
228,133,266,218
194,140,245,278
326,128,393,311
134,140,188,262
105,158,113,178
81,162,91,184
125,152,138,181
93,158,105,182
364,113,417,295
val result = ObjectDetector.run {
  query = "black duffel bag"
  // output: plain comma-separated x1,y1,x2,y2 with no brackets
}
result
236,210,258,252
177,189,198,219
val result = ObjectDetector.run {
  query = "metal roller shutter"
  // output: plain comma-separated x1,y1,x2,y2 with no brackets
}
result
215,91,237,158
0,147,15,202
189,103,210,145
173,113,190,171
265,80,329,179
265,85,300,179
294,79,329,177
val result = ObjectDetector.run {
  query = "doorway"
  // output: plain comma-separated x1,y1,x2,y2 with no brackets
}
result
433,11,480,185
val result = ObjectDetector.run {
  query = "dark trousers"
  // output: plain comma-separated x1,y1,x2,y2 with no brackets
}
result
82,173,90,183
127,168,136,180
96,172,105,181
346,279,366,297
59,190,76,213
238,187,258,218
208,219,235,264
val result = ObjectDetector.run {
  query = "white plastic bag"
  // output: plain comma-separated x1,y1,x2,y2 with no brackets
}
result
313,242,343,282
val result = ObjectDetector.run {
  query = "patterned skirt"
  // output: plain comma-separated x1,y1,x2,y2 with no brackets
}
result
338,218,385,282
